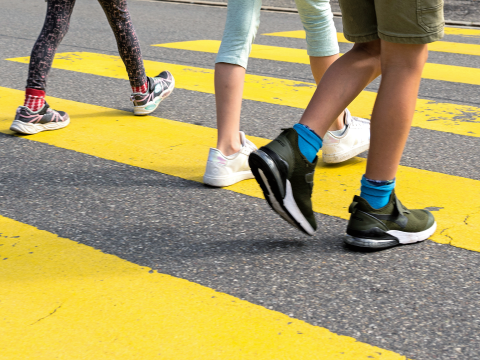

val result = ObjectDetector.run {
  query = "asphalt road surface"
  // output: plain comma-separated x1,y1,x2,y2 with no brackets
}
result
1,1,480,359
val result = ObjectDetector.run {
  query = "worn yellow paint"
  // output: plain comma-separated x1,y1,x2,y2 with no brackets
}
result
262,31,480,56
6,52,480,138
444,26,480,38
153,39,312,64
0,216,407,359
0,87,479,252
154,40,480,85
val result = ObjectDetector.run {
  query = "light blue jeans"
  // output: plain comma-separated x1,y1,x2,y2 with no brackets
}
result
215,0,339,69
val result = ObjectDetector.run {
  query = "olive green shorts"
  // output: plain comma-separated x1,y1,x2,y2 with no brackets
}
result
338,0,444,44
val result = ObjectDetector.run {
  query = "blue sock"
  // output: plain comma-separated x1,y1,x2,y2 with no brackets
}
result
293,124,322,163
360,175,396,209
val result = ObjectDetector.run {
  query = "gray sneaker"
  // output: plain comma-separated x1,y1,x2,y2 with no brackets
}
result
10,102,70,135
131,71,175,116
248,128,317,235
346,192,437,249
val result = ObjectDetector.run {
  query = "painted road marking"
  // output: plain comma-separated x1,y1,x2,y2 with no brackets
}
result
262,31,480,56
444,26,480,38
153,40,480,86
1,87,479,252
7,52,480,138
0,215,406,359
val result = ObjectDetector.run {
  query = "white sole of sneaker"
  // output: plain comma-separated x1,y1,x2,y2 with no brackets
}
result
133,77,175,116
322,143,369,164
259,169,315,236
345,221,437,249
10,118,70,135
203,170,254,187
388,221,437,244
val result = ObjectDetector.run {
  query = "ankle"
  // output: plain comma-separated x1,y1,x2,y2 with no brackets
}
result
328,110,346,132
132,80,148,94
24,88,46,112
360,175,396,209
217,141,242,156
293,123,322,163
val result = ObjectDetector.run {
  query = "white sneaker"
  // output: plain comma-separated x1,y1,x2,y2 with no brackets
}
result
203,131,258,187
322,108,370,164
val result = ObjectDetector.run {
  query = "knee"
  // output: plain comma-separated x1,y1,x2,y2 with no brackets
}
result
352,40,382,59
381,43,428,72
299,8,333,34
43,16,70,43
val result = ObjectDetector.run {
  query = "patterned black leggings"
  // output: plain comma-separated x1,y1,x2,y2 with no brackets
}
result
27,0,147,90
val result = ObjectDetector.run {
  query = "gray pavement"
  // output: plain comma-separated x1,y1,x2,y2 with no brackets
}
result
1,1,480,359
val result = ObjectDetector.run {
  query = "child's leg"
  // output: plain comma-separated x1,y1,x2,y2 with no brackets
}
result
214,0,262,156
11,0,73,135
296,0,344,131
26,0,76,107
215,63,247,156
366,41,428,181
299,40,381,138
203,0,261,187
99,0,174,116
97,0,147,90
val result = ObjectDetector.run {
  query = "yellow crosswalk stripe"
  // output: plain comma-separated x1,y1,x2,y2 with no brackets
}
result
262,31,480,57
1,86,479,253
153,40,480,86
444,26,480,38
0,215,406,359
7,52,480,138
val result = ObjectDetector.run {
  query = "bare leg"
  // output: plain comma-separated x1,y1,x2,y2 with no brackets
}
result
215,63,246,156
300,40,382,138
365,41,428,180
309,54,344,131
215,54,347,157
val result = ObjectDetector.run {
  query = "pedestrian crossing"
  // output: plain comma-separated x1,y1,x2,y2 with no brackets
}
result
1,20,480,360
8,52,480,138
1,85,480,252
0,215,404,359
153,40,480,85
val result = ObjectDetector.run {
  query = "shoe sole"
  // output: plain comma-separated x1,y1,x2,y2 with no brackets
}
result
203,170,254,187
133,76,175,116
345,221,437,249
249,150,315,236
10,117,70,135
322,142,369,164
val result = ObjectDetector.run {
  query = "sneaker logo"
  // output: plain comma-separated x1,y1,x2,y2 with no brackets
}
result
276,139,286,147
368,213,408,229
155,84,162,93
215,156,227,166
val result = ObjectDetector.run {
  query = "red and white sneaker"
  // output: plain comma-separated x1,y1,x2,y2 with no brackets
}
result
10,102,70,135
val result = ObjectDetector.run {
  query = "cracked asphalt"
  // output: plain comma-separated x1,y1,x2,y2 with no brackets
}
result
1,0,480,359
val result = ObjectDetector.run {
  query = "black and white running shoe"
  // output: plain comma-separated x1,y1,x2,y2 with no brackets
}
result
249,128,318,235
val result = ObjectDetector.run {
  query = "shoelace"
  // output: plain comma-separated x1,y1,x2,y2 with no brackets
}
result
130,77,168,104
350,117,370,129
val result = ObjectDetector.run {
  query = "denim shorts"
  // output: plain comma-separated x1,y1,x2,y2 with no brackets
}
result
338,0,444,44
216,0,339,69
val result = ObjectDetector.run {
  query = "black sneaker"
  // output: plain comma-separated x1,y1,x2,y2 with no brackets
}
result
248,128,317,235
346,191,437,249
10,102,70,135
131,71,175,115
